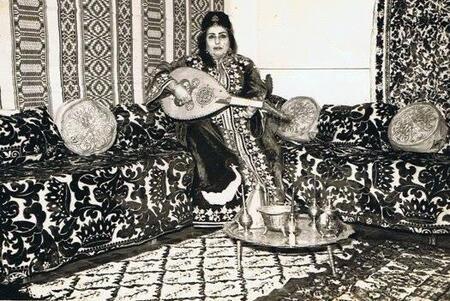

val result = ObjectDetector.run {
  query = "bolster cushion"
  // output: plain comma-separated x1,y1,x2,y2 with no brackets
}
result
111,103,176,151
315,102,398,151
0,107,67,167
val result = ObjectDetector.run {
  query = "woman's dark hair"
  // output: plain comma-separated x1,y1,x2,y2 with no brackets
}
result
197,11,237,69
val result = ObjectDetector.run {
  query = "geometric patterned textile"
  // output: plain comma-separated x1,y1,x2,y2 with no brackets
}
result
116,0,134,104
173,0,225,60
214,0,224,11
82,0,114,104
1,0,224,109
260,237,450,301
22,230,362,301
59,0,82,103
190,0,213,55
142,0,166,104
11,0,49,109
22,231,450,301
173,0,188,59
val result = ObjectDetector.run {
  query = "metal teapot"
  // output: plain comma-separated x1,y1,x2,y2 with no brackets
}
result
315,205,343,238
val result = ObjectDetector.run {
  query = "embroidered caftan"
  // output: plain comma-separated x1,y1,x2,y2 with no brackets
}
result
148,53,282,227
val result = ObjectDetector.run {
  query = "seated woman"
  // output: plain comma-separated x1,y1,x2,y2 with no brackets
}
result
147,11,284,227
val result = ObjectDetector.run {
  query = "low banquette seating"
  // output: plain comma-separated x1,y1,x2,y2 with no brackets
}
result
0,103,194,283
1,98,448,284
280,101,450,234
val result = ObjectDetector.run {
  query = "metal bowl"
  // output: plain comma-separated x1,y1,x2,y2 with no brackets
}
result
258,205,291,234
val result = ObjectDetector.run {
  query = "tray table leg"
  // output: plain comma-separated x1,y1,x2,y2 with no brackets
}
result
237,240,242,269
327,245,337,277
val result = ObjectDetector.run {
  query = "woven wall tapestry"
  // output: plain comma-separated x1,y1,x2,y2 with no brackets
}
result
372,0,449,111
0,0,224,111
10,0,50,109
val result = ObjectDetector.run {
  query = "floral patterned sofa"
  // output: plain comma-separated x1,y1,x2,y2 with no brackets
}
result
0,104,194,284
281,101,450,235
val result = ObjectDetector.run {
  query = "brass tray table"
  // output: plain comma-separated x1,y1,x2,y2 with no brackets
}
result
223,219,355,277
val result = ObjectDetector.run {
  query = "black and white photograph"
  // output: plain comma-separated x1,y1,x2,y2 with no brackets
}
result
0,0,449,300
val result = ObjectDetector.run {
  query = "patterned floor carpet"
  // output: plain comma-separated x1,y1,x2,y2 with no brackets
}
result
258,238,450,300
22,230,450,301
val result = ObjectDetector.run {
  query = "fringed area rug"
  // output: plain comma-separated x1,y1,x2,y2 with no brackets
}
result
22,230,449,301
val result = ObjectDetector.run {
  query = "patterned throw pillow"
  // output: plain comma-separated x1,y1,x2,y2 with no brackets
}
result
436,103,450,156
0,107,67,167
316,102,398,151
112,103,176,151
277,96,321,142
388,102,448,153
57,99,117,156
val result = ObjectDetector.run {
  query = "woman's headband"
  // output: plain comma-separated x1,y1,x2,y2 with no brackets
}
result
201,11,233,32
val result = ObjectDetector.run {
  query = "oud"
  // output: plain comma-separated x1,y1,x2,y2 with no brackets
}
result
160,67,289,121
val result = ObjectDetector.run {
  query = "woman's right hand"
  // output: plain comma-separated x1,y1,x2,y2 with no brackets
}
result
173,84,192,106
168,80,191,106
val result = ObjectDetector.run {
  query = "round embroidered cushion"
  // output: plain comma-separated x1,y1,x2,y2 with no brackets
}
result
388,102,448,153
276,96,320,142
57,99,117,156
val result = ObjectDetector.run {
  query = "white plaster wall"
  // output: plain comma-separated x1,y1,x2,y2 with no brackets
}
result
0,0,15,111
225,0,376,105
260,69,371,105
225,0,259,61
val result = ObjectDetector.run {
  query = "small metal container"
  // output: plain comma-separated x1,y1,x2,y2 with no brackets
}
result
258,205,291,236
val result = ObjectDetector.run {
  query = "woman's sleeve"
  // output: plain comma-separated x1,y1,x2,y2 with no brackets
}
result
242,60,268,100
242,60,283,181
146,57,187,103
241,59,268,137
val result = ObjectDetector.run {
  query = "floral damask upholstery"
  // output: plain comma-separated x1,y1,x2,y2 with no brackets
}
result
315,102,398,151
373,0,450,156
0,104,194,283
282,102,450,234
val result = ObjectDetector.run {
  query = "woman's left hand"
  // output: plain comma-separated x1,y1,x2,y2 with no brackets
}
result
244,106,258,118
